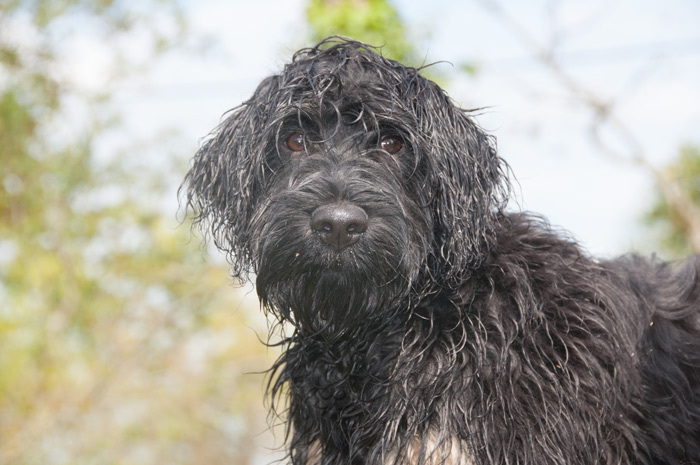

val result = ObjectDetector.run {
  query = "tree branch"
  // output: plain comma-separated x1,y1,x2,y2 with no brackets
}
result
478,0,700,251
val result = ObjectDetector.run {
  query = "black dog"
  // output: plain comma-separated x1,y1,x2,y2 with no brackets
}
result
183,37,700,464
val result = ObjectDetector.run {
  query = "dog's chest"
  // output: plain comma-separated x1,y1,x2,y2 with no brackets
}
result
289,319,473,463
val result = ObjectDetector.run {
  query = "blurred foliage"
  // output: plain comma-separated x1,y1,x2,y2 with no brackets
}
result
644,144,700,258
306,0,472,93
306,0,415,65
0,2,275,464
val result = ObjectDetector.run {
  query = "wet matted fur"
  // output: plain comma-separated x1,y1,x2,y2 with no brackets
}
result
182,37,700,464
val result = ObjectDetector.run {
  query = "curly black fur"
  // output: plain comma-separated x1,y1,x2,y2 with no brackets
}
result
182,37,700,464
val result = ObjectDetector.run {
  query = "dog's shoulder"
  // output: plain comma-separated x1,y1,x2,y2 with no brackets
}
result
481,211,593,283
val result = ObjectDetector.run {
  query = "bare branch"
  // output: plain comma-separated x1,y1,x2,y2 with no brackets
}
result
478,0,700,251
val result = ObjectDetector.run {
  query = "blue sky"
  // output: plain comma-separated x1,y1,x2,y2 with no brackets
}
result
99,0,700,257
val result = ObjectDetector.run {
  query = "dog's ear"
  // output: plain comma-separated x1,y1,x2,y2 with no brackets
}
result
181,76,280,280
411,79,509,282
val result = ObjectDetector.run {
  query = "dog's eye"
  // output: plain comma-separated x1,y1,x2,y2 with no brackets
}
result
380,135,403,154
285,132,305,152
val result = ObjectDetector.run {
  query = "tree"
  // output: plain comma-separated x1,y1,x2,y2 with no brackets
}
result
476,0,700,255
644,144,700,258
306,0,415,63
0,2,273,464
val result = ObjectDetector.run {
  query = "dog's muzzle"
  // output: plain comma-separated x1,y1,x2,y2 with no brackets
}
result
311,203,368,250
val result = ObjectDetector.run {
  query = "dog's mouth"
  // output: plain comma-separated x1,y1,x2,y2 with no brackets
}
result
259,265,409,335
292,246,361,274
256,225,412,332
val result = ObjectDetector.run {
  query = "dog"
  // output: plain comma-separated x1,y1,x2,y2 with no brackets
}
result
182,37,700,464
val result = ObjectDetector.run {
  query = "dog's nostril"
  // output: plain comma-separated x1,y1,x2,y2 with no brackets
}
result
311,204,368,250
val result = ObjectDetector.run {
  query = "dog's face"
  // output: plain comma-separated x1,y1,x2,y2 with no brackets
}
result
184,38,508,333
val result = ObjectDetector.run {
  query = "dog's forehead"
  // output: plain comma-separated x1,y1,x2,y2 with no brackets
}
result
279,48,419,105
262,53,427,134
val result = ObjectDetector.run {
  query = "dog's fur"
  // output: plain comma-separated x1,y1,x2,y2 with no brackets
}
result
182,37,700,464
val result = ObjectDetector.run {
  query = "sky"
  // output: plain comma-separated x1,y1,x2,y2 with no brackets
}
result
99,0,700,257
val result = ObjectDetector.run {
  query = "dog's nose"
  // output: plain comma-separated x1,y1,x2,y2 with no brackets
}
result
311,204,368,250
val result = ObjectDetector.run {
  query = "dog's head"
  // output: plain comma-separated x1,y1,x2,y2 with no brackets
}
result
183,37,509,332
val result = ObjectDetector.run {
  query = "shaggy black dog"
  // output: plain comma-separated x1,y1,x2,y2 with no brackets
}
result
182,37,700,464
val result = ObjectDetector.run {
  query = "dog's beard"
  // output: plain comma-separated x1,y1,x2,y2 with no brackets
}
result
253,192,426,337
258,268,407,337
